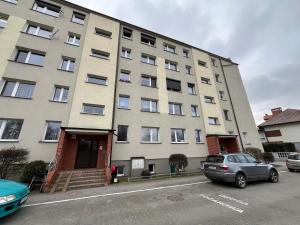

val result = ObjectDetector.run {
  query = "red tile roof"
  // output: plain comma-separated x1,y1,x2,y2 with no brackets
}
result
258,109,300,127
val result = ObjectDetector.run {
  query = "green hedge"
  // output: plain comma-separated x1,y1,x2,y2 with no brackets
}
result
263,143,296,153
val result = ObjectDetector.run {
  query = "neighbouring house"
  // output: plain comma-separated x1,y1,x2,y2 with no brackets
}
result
258,107,300,151
0,0,262,191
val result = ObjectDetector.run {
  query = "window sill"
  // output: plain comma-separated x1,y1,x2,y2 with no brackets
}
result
85,81,108,86
57,68,74,73
140,142,162,144
90,55,110,60
165,68,180,72
117,107,131,110
65,42,80,47
140,61,157,66
171,142,188,144
209,123,221,126
49,100,68,104
0,139,19,143
192,115,200,118
120,56,132,60
80,112,104,116
71,21,85,26
8,59,44,67
141,85,158,89
0,95,33,100
20,31,51,40
196,142,205,144
169,114,185,117
164,50,177,54
115,141,130,144
2,0,18,5
30,9,60,18
39,140,59,143
140,111,160,114
119,80,131,83
205,102,216,104
94,33,112,39
140,42,156,48
122,36,132,41
167,90,182,93
188,93,197,96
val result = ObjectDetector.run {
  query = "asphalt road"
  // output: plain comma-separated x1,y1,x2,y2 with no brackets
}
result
1,170,300,225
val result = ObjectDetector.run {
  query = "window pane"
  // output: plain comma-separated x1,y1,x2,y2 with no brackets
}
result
28,53,44,65
195,130,201,142
141,100,150,111
38,28,51,38
151,78,156,87
16,51,28,63
68,61,75,71
120,72,130,82
1,120,23,140
171,129,176,142
82,104,103,115
53,87,62,101
27,25,38,35
174,104,181,115
151,101,157,112
15,83,34,99
176,129,185,142
141,76,150,86
151,128,158,142
119,96,129,109
87,75,106,85
1,81,15,96
141,128,150,142
61,88,69,102
61,60,68,70
117,126,128,141
44,122,61,140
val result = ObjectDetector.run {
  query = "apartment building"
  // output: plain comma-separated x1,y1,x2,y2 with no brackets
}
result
0,0,262,186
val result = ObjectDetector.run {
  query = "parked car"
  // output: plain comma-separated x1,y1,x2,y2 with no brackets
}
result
286,153,300,171
203,153,279,188
0,179,30,218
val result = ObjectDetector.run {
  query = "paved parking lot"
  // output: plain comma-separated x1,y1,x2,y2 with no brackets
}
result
1,169,300,225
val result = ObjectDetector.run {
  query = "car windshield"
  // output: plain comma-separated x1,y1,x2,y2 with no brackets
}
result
288,154,300,160
206,155,224,163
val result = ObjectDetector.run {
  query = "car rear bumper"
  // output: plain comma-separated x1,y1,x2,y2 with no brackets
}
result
204,170,236,183
0,194,29,218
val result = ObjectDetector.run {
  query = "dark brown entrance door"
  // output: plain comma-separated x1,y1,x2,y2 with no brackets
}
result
75,139,99,169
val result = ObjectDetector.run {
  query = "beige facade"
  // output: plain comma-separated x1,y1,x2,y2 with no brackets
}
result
0,0,262,177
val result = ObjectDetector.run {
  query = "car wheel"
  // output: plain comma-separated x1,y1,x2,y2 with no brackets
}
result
235,173,247,188
269,169,279,183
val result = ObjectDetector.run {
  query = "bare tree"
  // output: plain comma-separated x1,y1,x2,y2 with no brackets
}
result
169,154,188,174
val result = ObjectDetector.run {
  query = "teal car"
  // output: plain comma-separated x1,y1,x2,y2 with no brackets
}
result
0,179,30,218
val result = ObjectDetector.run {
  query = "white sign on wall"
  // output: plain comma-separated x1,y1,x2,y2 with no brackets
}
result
132,159,144,169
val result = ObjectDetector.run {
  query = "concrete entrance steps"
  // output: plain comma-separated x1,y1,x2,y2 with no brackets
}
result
50,169,106,193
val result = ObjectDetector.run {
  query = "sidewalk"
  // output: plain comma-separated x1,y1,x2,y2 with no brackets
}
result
26,175,208,205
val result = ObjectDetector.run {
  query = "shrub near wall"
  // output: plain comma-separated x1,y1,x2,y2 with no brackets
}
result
263,143,296,153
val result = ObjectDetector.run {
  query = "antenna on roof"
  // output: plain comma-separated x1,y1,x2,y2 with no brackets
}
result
49,29,59,39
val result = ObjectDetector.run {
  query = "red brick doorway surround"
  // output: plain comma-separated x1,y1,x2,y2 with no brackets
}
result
206,135,240,155
44,127,114,191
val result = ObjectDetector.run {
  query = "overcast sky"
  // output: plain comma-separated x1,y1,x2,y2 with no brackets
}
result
69,0,300,124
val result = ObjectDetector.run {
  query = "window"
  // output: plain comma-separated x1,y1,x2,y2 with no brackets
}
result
219,91,225,100
187,83,196,95
141,127,159,143
183,49,189,58
204,96,215,104
117,125,128,142
82,104,104,115
71,12,85,25
201,77,211,84
91,49,110,60
211,58,217,67
224,110,231,121
86,74,107,85
32,0,61,17
235,155,248,163
244,154,257,163
208,117,219,125
132,158,144,169
165,60,177,71
166,79,181,92
164,43,176,53
0,119,23,140
122,27,132,39
117,166,124,176
141,33,156,46
198,60,207,67
119,70,130,82
15,50,45,66
148,164,155,174
25,24,52,38
52,86,69,102
1,80,35,99
141,75,156,88
60,57,75,72
191,105,199,117
67,33,80,45
0,16,8,28
171,128,186,143
118,95,129,109
185,65,192,75
195,130,201,143
243,132,250,145
169,102,182,115
141,99,158,112
215,73,221,83
43,121,61,141
121,48,132,59
95,27,112,38
141,54,156,65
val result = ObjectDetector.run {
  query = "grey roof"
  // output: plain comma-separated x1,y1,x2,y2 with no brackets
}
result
258,109,300,127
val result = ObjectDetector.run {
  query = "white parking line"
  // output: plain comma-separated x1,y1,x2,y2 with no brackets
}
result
199,194,244,214
23,180,211,208
218,194,248,206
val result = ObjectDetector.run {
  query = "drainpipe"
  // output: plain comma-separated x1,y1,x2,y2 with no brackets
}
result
219,59,245,152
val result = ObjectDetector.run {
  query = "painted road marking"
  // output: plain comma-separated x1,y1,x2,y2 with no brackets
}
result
199,194,244,214
218,194,248,206
23,180,211,208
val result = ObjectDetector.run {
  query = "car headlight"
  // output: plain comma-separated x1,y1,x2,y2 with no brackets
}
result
0,195,16,204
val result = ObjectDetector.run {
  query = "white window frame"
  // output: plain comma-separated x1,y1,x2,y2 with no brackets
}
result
141,127,159,143
0,119,22,141
86,74,107,86
52,86,68,102
141,99,158,112
208,117,219,125
141,75,156,87
15,50,45,65
0,80,35,98
71,12,85,25
119,70,131,82
195,129,202,143
32,1,61,17
165,60,177,71
0,17,8,28
81,104,104,115
169,102,182,115
60,58,74,71
187,83,196,95
171,128,186,143
141,54,155,65
121,48,132,59
191,105,199,117
3,0,18,4
67,34,80,46
164,43,176,53
42,121,61,142
25,24,52,38
118,95,130,109
204,96,215,104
